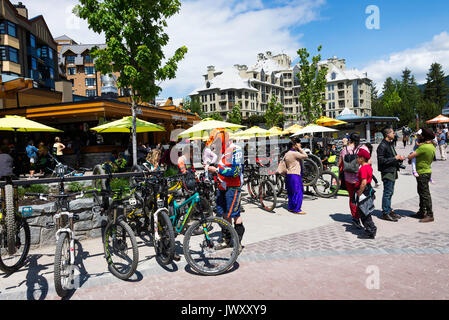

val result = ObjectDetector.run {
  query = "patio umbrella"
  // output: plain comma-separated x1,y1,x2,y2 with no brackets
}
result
90,116,165,133
177,118,245,139
231,126,270,140
266,126,285,137
291,124,338,137
282,124,303,135
425,114,449,124
316,116,347,127
0,115,63,132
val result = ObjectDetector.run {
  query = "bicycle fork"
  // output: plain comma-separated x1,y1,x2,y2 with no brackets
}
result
54,211,76,265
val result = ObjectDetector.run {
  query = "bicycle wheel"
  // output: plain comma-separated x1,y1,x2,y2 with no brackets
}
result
54,232,74,297
4,184,16,255
0,217,30,273
302,158,319,187
275,174,285,197
183,217,239,276
103,218,139,280
313,170,340,198
191,197,213,236
259,180,277,212
152,209,175,265
247,178,259,199
308,153,324,173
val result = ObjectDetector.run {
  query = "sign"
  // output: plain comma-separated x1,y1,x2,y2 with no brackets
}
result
135,107,143,115
22,207,33,217
172,115,187,121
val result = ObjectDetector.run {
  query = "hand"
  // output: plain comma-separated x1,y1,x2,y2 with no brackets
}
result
395,155,405,161
208,166,217,173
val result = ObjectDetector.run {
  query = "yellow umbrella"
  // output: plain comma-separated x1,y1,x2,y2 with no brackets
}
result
282,124,303,135
90,116,165,133
316,116,347,127
178,118,245,139
0,115,63,132
231,126,270,140
266,126,285,137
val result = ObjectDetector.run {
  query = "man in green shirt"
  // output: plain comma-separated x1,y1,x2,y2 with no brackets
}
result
408,128,436,223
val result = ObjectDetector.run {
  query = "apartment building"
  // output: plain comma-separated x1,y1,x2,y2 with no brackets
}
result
0,0,59,89
190,52,372,122
56,36,124,98
319,57,372,118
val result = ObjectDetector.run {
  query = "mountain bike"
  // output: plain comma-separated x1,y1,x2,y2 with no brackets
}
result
0,177,31,274
25,188,88,298
313,169,340,198
47,153,90,178
243,161,277,212
125,174,176,265
167,174,240,276
91,187,139,280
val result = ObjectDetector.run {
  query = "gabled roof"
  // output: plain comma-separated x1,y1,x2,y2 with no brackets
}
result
54,35,77,43
190,68,258,95
60,44,107,56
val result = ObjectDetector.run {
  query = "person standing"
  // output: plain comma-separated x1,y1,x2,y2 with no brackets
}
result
377,127,405,222
26,140,39,178
437,128,447,161
338,133,369,228
53,137,65,163
407,128,436,222
284,138,308,215
0,145,14,179
206,128,244,250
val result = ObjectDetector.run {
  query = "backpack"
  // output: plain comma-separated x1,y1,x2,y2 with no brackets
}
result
342,145,361,173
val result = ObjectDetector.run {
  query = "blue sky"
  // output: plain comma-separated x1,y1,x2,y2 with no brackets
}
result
22,0,449,99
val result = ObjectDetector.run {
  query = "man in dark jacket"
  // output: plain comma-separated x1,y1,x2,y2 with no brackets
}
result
377,127,405,221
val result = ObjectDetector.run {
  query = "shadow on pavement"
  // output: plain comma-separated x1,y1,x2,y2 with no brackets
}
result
23,254,49,300
184,261,240,276
329,213,366,236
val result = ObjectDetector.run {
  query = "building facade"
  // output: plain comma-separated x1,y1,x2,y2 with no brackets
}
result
189,52,372,123
0,0,59,90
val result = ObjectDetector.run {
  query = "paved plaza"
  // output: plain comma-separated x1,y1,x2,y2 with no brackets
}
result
1,143,449,300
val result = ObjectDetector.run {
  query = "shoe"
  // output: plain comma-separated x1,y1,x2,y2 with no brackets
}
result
389,211,402,219
293,211,307,215
358,233,375,239
410,212,425,219
382,213,398,222
419,216,434,223
352,218,363,229
413,171,419,177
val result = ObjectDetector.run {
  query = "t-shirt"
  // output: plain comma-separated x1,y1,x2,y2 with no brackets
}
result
355,164,373,190
26,145,39,159
438,133,446,145
53,142,65,156
415,143,436,174
0,153,13,178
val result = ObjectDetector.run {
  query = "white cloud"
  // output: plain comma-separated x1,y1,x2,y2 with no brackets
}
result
361,31,449,91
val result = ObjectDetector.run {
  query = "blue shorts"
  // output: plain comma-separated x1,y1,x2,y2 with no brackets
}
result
216,188,241,219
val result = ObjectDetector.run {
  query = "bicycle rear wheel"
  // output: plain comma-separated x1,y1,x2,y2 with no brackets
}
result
183,217,239,276
54,232,74,298
103,218,139,280
313,170,340,198
152,209,175,265
302,158,319,187
259,180,277,212
0,217,30,273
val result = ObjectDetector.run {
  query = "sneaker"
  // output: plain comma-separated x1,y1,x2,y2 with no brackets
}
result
382,213,398,222
293,211,307,215
413,171,419,177
410,211,425,219
352,218,363,229
358,233,375,240
389,211,402,219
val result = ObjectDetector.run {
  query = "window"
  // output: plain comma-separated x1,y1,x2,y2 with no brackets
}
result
0,46,6,61
68,67,76,75
31,57,37,70
8,47,18,63
85,66,96,75
66,55,75,64
84,55,93,63
49,67,54,80
85,78,96,86
7,22,16,37
49,48,53,60
30,34,36,48
86,89,97,97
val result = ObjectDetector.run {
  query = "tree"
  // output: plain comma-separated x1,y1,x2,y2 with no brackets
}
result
209,112,223,121
228,102,242,125
75,0,188,165
183,96,205,119
424,62,449,110
397,68,422,127
265,95,284,128
295,46,328,124
244,114,266,127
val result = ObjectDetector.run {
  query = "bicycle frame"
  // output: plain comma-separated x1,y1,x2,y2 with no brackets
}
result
169,192,201,235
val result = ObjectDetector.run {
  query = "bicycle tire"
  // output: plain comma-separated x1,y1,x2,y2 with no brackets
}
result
54,232,73,298
183,217,239,276
275,174,285,197
302,158,319,187
4,184,16,255
248,178,259,199
313,170,340,198
103,218,139,280
308,153,324,173
191,197,213,236
0,217,30,273
259,180,277,212
152,209,175,265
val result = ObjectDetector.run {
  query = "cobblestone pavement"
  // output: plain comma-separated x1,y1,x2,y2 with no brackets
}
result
1,144,449,300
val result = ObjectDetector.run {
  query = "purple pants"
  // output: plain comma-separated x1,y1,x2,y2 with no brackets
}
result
286,174,304,213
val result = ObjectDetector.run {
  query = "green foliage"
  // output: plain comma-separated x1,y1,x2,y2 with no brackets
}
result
74,0,188,104
295,46,328,124
243,114,266,127
265,95,284,128
228,103,242,125
209,112,224,121
424,62,449,109
183,96,205,118
110,178,130,190
19,184,50,199
67,182,84,193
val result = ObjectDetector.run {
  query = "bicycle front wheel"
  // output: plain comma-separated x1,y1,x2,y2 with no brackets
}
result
259,180,277,212
313,170,340,198
153,209,175,265
54,232,74,298
103,219,139,280
0,217,30,273
183,217,239,276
